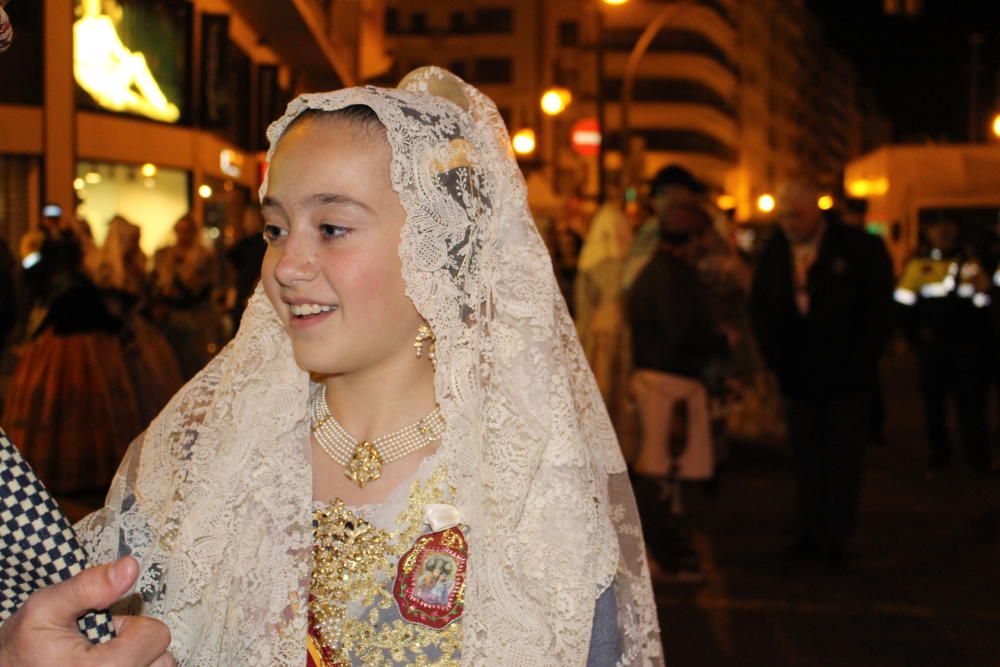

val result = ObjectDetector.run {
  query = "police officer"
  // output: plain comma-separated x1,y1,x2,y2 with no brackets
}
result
895,217,993,474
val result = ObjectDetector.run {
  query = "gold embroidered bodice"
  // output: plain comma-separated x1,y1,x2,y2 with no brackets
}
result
308,465,462,666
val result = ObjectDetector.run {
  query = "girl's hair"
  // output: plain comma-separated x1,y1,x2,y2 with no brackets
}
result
284,104,384,137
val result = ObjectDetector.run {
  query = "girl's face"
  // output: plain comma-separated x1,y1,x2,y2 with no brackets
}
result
261,115,423,377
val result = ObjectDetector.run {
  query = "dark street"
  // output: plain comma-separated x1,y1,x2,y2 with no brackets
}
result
659,348,999,667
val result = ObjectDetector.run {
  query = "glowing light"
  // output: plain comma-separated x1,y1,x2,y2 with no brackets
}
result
716,194,736,210
893,288,917,306
73,178,85,190
140,163,157,178
817,195,834,210
198,184,213,199
602,0,629,5
540,88,572,116
22,252,42,270
220,149,243,178
512,129,536,156
73,0,180,123
84,171,101,184
993,113,1000,139
846,178,889,197
757,194,775,213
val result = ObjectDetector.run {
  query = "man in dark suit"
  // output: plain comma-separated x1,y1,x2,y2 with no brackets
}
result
750,182,894,566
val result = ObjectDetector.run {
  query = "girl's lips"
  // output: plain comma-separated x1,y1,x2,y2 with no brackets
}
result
288,306,337,329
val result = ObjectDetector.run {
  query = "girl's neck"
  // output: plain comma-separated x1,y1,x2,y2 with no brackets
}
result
321,353,436,442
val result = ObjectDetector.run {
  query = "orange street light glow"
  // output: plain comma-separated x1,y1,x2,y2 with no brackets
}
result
512,129,536,155
993,113,1000,139
818,195,834,210
716,194,736,210
541,88,572,116
757,194,775,213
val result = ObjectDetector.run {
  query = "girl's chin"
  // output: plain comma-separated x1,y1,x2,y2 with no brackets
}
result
293,353,343,377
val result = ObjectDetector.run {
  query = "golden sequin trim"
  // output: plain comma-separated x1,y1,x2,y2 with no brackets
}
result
309,466,462,665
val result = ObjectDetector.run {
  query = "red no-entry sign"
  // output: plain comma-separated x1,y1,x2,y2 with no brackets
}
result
571,118,601,157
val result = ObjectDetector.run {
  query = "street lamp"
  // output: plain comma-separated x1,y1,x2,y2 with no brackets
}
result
541,87,572,116
620,0,696,193
992,113,1000,139
757,194,775,214
817,195,834,211
512,129,537,156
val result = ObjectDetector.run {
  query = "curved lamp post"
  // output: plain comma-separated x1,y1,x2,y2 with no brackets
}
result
619,0,697,191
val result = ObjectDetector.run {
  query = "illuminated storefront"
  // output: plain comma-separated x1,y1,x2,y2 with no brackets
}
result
0,0,375,258
75,161,190,256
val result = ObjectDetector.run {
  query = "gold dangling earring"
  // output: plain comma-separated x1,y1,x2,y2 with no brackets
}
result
414,324,436,369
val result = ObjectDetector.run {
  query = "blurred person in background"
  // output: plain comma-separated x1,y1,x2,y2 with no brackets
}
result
20,206,72,331
226,207,267,328
97,216,183,424
574,200,633,437
627,202,729,580
688,204,754,476
837,197,889,446
153,214,224,380
623,164,704,291
618,165,708,461
550,197,588,314
894,217,993,475
750,181,894,567
3,209,142,494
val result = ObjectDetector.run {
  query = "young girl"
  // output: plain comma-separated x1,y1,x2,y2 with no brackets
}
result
0,67,662,666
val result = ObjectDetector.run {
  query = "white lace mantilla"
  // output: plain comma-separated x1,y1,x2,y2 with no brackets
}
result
76,67,662,666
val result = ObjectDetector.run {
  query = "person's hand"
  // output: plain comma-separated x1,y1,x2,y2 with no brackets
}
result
0,556,174,667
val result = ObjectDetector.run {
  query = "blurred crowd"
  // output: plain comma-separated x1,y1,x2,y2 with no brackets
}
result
1,163,998,582
0,207,265,494
541,164,1000,580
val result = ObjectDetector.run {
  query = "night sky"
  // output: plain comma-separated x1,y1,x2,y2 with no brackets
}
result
804,0,1000,143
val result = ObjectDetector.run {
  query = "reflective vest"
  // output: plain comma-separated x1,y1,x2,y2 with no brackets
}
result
894,251,991,310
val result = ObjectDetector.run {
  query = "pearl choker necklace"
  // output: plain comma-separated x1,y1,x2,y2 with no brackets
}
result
309,385,445,488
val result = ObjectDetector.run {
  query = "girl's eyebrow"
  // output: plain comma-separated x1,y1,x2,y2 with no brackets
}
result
260,193,375,215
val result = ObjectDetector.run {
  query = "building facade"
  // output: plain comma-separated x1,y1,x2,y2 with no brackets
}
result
0,0,387,255
381,0,886,220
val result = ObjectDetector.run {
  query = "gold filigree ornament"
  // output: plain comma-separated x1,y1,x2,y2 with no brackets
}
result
308,466,462,665
309,500,391,664
345,441,383,488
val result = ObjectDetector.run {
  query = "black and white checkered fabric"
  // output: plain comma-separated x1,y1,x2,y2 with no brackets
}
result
0,428,116,644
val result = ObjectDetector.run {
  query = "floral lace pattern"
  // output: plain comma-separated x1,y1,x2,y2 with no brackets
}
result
76,67,662,666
